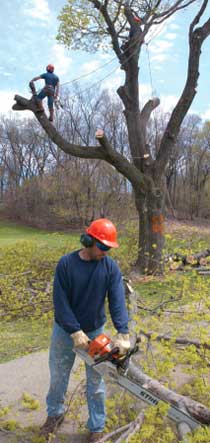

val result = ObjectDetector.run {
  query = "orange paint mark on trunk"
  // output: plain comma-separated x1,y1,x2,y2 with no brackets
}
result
152,214,164,234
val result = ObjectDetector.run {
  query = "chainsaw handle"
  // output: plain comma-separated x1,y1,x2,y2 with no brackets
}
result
109,346,119,356
93,346,119,365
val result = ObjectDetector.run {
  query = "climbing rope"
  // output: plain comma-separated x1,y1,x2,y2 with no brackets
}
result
144,41,160,157
60,55,117,88
53,31,145,112
145,42,155,97
38,24,161,115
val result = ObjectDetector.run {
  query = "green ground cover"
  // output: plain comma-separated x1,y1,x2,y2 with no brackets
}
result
0,219,210,364
0,221,79,362
0,220,210,443
0,220,78,246
0,316,52,362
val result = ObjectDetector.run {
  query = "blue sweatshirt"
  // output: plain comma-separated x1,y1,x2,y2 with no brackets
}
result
40,72,59,89
53,250,129,334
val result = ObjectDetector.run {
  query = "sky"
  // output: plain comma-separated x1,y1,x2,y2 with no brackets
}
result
1,0,210,121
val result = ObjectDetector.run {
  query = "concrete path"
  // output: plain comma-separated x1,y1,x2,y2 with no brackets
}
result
0,351,87,442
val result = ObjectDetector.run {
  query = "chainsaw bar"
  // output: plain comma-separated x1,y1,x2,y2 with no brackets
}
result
117,372,200,430
75,349,200,431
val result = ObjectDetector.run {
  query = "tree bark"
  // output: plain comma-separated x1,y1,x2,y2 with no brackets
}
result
127,360,210,425
134,186,165,274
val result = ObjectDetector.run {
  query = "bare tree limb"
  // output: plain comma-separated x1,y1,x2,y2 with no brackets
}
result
156,4,210,176
140,97,160,124
127,361,210,424
90,0,122,59
139,330,210,350
13,95,146,191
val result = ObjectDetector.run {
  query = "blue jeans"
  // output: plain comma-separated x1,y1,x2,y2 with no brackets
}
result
46,322,106,432
37,88,54,108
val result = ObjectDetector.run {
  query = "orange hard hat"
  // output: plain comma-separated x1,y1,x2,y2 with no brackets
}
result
86,218,119,248
46,64,54,72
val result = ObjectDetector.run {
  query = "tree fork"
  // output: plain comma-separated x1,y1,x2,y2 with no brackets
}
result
13,0,210,275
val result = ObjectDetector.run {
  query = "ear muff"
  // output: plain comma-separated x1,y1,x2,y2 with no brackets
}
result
80,234,94,248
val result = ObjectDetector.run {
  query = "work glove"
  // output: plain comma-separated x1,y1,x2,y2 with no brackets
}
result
71,330,90,350
113,333,130,355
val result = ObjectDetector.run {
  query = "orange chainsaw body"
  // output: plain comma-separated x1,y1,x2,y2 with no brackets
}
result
88,333,113,358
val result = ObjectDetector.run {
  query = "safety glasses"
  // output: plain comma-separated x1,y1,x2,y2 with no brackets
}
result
95,241,111,252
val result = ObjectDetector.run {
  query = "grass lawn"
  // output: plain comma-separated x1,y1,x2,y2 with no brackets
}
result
0,220,78,247
0,316,53,363
0,220,79,363
0,218,210,363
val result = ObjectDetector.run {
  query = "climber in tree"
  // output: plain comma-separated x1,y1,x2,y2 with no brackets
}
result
29,64,59,122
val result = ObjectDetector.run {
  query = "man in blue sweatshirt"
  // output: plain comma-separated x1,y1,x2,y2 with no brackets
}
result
40,218,130,443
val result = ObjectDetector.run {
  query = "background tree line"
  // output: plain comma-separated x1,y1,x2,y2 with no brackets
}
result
1,88,210,229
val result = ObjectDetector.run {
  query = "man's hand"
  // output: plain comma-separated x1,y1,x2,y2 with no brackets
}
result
113,333,130,355
71,330,90,350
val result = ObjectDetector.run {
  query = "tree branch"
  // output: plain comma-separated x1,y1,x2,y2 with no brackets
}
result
155,7,210,176
140,97,160,124
127,360,210,424
139,330,210,350
115,412,145,442
140,97,160,148
13,95,102,158
90,0,122,59
95,129,146,191
13,96,146,192
189,0,208,37
94,411,145,442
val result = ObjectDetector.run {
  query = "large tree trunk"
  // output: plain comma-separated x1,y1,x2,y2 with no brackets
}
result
134,186,165,274
117,26,165,275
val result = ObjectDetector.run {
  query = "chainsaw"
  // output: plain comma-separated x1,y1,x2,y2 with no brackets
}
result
74,333,202,432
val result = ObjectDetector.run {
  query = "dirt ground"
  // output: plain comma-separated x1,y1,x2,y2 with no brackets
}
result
0,350,88,443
